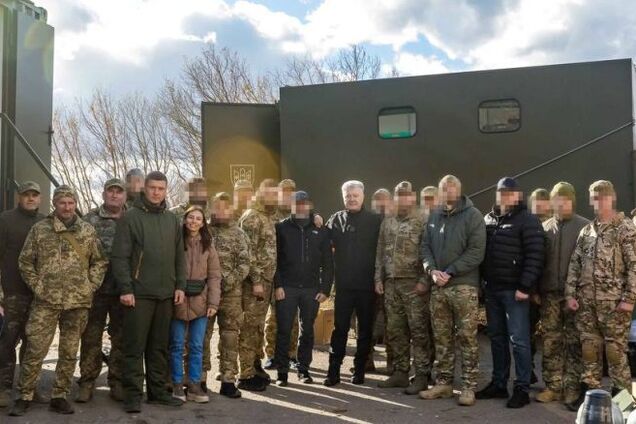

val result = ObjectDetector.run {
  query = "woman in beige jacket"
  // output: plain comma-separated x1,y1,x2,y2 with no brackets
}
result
169,206,221,403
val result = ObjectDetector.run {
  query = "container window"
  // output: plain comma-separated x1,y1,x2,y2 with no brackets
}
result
378,107,416,139
479,99,520,133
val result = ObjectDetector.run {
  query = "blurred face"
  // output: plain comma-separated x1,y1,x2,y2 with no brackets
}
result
420,194,437,210
103,186,125,210
292,200,312,219
234,188,253,210
531,198,551,217
262,187,279,207
496,190,522,211
188,182,208,204
54,196,76,221
185,210,205,233
552,195,574,219
145,179,167,205
395,193,416,215
440,182,460,204
590,192,615,216
18,191,41,211
211,200,233,224
126,176,144,196
278,187,294,209
371,195,392,215
343,187,364,212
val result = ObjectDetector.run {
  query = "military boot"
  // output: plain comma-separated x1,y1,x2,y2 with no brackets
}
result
419,384,453,399
0,389,11,408
377,371,409,388
75,383,94,403
49,398,74,414
563,388,580,406
404,374,428,395
535,388,562,403
458,389,476,406
323,359,341,387
565,383,588,412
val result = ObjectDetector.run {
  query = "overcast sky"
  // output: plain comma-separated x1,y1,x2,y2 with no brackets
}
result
38,0,636,104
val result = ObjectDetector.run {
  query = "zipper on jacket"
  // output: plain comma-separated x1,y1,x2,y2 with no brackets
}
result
134,251,144,280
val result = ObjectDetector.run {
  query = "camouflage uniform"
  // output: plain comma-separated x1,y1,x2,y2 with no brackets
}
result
375,210,432,377
17,214,108,400
264,206,299,361
207,222,251,382
78,205,125,392
565,212,636,391
238,201,277,379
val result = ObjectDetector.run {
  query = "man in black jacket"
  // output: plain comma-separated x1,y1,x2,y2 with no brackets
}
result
0,182,45,407
273,191,333,386
324,180,382,386
476,177,545,409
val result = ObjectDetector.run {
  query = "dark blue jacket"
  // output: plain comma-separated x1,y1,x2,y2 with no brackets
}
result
483,202,545,293
273,215,334,295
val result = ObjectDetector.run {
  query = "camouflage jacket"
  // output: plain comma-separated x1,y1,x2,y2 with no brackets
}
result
19,214,108,309
565,212,636,303
274,207,291,222
375,210,426,283
209,222,251,296
83,205,124,295
239,201,277,285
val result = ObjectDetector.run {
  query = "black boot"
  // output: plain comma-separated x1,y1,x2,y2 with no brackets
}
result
220,382,242,399
276,372,288,387
566,383,589,412
254,359,271,384
506,388,530,409
49,398,75,414
238,376,267,392
475,381,509,399
323,363,341,387
8,399,30,417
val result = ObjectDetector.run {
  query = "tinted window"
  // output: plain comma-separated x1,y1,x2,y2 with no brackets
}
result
378,107,416,139
479,99,520,133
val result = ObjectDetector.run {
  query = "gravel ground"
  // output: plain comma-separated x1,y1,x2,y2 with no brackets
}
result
0,328,580,423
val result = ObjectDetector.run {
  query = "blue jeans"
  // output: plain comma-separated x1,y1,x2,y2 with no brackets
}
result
485,289,531,392
169,316,208,384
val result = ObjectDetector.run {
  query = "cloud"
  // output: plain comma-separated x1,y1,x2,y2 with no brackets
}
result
383,52,448,76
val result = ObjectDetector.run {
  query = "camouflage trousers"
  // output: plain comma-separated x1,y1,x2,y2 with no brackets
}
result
78,293,124,389
540,293,582,393
17,305,89,400
239,280,272,379
576,299,631,391
0,294,32,391
202,316,218,375
264,302,299,359
430,285,480,390
384,278,432,376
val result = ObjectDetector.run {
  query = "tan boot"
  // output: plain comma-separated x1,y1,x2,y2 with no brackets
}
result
419,384,453,400
377,371,409,388
186,383,209,403
536,388,562,403
0,390,11,408
563,389,579,405
458,389,475,406
404,375,428,395
75,384,94,403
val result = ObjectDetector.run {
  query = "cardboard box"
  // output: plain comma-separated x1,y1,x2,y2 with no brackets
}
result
314,307,335,346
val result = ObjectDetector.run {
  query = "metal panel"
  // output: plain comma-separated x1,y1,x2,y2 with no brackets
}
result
279,59,635,217
12,10,53,206
202,103,280,196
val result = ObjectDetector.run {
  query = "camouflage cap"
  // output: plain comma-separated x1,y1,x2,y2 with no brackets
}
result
278,178,296,190
420,185,437,197
104,178,125,191
530,188,550,201
372,188,391,199
551,182,576,202
212,191,232,203
53,184,77,202
17,180,41,194
234,179,253,191
589,180,616,197
394,180,413,194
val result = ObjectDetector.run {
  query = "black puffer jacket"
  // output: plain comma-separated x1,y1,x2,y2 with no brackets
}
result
482,202,545,293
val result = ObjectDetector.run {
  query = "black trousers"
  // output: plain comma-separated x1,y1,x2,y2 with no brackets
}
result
122,298,173,403
329,289,375,371
274,287,319,374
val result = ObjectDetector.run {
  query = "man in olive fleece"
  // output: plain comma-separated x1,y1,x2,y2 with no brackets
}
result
111,171,186,413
